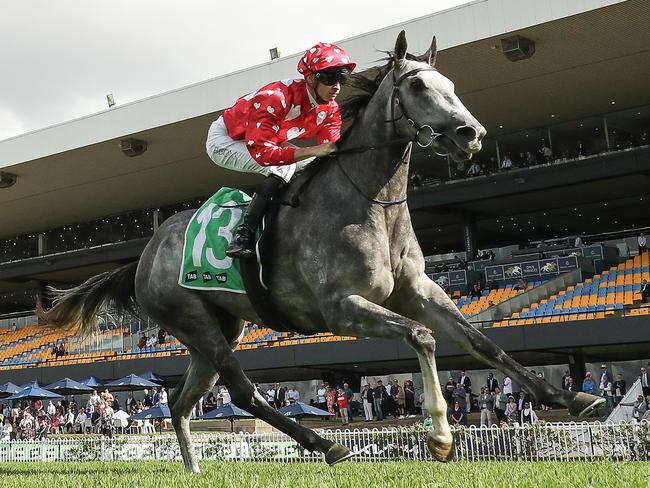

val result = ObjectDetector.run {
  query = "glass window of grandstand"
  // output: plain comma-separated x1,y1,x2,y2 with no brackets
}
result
43,209,155,254
604,105,649,150
409,146,450,186
542,115,607,162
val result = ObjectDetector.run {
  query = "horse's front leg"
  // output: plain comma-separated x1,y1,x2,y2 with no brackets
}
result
326,295,454,461
394,275,605,417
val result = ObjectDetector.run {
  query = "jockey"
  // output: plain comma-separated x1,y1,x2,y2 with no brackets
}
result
206,42,356,259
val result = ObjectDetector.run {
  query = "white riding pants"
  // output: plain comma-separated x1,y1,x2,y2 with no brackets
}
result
206,116,296,183
363,400,373,421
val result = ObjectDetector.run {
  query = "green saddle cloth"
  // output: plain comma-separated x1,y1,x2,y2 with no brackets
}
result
178,187,251,292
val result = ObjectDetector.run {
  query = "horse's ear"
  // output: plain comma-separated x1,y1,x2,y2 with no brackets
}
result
394,30,407,63
426,36,438,66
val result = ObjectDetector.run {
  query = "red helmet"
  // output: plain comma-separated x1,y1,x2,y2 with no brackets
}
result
297,42,356,77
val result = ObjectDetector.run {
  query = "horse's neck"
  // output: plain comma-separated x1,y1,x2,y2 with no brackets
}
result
337,93,410,205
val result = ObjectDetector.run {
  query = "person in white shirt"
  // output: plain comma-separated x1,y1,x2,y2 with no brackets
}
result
502,376,513,396
220,387,231,405
639,233,647,255
286,387,299,404
317,384,327,411
64,410,75,433
90,390,101,407
266,386,276,406
113,408,129,422
46,401,56,416
600,377,614,415
159,387,168,405
1,418,12,441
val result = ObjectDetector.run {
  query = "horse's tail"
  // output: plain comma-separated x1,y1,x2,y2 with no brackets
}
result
39,261,139,337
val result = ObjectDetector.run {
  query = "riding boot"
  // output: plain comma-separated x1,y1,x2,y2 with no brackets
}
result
226,174,285,259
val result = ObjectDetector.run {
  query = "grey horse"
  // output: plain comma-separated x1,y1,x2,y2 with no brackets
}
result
43,31,604,472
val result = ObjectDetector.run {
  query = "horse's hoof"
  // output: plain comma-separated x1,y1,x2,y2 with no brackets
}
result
427,434,455,462
325,443,354,465
568,392,606,417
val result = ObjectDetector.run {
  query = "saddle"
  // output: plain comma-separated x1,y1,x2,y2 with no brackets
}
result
238,166,321,333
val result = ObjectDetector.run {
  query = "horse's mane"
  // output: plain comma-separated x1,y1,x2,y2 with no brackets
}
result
339,53,394,128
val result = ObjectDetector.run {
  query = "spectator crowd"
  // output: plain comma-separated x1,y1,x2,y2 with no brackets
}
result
0,362,644,441
0,385,170,441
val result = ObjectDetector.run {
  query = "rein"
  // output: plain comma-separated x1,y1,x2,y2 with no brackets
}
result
331,66,443,206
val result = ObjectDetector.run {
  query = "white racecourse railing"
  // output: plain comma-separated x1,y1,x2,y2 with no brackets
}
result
1,421,650,463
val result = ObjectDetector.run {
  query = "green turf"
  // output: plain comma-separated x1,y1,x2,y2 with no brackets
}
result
0,461,647,488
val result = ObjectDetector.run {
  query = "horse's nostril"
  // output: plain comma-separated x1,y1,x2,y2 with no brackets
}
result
456,125,477,141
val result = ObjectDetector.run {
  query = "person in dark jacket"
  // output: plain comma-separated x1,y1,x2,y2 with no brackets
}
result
614,373,627,405
458,371,472,413
486,373,499,393
373,381,387,421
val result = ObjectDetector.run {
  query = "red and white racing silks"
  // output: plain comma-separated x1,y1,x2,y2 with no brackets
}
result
296,41,356,76
222,78,341,167
221,42,356,167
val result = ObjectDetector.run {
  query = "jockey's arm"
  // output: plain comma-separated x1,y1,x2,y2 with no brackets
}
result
245,90,340,165
294,142,337,161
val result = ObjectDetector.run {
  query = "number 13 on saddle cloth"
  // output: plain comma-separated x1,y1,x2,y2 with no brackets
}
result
179,187,251,292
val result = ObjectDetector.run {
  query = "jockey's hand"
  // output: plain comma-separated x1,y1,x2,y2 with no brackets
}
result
315,142,338,156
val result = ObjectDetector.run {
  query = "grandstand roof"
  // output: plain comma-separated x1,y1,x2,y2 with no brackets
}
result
2,0,647,239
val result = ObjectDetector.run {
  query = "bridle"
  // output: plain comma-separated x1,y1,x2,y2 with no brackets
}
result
388,66,448,153
334,65,447,207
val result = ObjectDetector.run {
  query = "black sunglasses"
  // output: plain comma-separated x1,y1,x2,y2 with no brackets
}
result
315,70,349,86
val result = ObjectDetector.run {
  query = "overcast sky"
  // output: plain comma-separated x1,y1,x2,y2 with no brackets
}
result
0,0,469,141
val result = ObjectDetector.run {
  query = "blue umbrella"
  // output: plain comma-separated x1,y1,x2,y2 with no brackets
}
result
6,385,63,401
201,403,253,431
80,376,104,388
105,374,160,391
129,403,171,433
129,403,171,420
0,382,21,399
139,371,165,384
278,401,333,421
45,378,94,396
20,380,43,389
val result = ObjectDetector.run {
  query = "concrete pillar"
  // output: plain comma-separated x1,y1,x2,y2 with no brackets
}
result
153,209,160,232
495,139,501,169
568,354,586,385
37,233,45,256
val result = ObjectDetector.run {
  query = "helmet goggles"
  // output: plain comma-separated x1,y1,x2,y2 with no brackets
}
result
315,67,350,86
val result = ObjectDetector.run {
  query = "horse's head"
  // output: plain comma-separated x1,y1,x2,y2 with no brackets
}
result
387,30,486,162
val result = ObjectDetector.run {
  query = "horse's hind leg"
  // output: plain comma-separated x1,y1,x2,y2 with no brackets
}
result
399,276,605,416
170,350,219,473
325,294,454,462
194,325,352,464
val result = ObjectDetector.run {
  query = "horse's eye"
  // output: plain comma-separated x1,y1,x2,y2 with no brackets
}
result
410,78,426,90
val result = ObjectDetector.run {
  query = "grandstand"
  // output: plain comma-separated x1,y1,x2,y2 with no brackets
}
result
1,0,650,388
497,252,650,326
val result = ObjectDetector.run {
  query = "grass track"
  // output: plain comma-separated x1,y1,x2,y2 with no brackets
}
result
0,461,648,488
